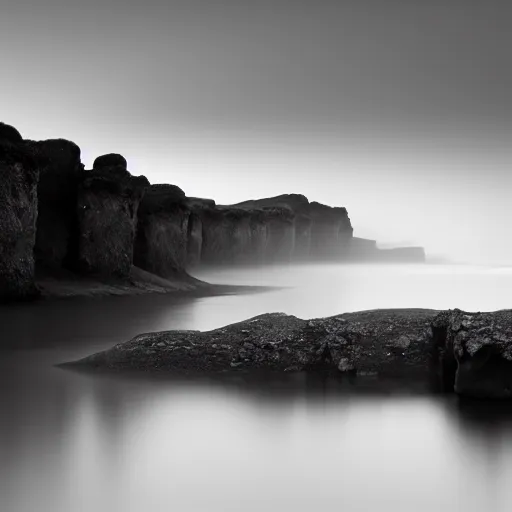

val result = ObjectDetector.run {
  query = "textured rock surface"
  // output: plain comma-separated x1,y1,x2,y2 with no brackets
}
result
70,308,512,399
134,184,191,278
70,309,437,382
0,125,40,301
27,139,83,271
433,309,512,398
77,156,149,278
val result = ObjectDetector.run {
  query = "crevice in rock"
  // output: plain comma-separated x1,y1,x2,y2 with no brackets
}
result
431,322,457,392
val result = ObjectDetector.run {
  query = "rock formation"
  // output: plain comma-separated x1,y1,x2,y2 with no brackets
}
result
309,202,353,260
77,155,149,278
68,308,512,399
134,184,190,278
0,120,427,301
0,123,39,301
27,139,83,272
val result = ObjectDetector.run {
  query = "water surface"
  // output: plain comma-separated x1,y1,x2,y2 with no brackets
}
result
2,263,512,512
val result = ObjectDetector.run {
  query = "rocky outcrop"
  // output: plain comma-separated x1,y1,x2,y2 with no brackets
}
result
77,155,149,278
68,308,512,399
0,123,39,301
69,309,437,382
0,121,428,302
27,139,83,272
432,310,512,399
309,202,353,260
134,184,190,278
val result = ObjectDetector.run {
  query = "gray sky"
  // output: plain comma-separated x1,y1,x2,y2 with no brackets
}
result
2,0,512,263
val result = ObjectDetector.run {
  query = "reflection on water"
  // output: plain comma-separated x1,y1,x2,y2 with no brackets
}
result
2,264,512,512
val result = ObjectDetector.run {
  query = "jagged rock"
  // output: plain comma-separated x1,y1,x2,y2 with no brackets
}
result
0,125,39,301
77,158,149,278
26,139,83,271
134,184,191,277
433,309,512,399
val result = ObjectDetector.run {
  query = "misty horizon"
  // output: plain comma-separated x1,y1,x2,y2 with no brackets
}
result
3,0,512,264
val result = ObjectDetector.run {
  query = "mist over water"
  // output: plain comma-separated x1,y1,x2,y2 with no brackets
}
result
3,263,512,512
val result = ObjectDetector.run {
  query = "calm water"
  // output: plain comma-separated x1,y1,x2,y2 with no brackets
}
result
3,263,512,512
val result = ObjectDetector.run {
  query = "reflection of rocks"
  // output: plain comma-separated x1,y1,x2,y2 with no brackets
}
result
71,308,512,400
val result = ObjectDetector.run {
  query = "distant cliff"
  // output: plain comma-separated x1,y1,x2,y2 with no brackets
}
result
350,237,426,263
0,122,425,302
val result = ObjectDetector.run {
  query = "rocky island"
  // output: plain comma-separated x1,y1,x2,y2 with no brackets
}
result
0,121,424,303
67,308,512,400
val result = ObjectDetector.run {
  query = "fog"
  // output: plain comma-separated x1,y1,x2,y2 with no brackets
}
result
2,0,511,264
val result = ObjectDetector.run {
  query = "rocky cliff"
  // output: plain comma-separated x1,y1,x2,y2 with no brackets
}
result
232,194,353,263
0,124,39,301
77,155,149,278
0,120,426,301
349,237,426,263
134,184,190,278
28,138,83,272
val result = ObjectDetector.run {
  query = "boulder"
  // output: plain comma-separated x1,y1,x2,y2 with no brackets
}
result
93,153,127,170
77,158,149,278
0,122,23,144
0,125,39,301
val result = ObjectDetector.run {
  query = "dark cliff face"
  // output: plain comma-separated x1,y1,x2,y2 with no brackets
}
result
77,157,149,278
234,194,352,263
261,207,296,263
196,200,296,267
134,184,191,278
0,124,39,301
27,139,83,272
309,202,353,260
198,206,247,266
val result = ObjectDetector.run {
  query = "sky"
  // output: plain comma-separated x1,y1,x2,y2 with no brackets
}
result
2,0,512,264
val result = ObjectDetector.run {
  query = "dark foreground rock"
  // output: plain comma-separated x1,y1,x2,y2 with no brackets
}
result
68,308,512,399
